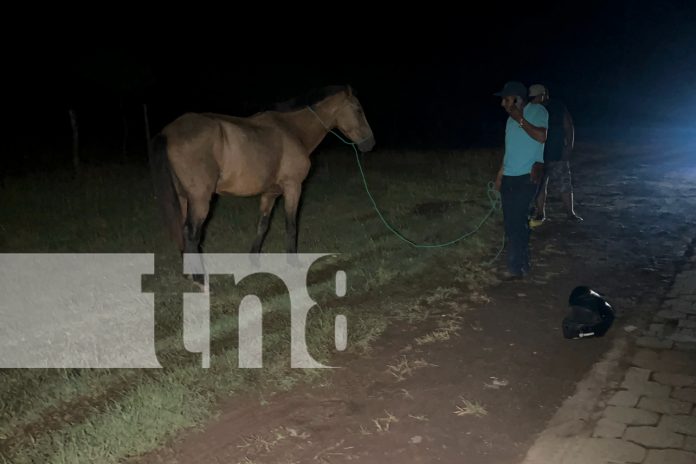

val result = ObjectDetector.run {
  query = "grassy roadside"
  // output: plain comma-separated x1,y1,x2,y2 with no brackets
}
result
0,147,503,463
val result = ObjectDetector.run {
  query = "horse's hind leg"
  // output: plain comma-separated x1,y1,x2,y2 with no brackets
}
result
282,184,302,253
183,196,210,285
250,192,279,253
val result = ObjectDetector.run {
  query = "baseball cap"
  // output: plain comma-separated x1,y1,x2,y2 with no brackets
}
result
529,84,548,97
493,81,527,98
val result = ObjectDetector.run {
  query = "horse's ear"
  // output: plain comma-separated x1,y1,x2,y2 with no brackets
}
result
347,85,353,97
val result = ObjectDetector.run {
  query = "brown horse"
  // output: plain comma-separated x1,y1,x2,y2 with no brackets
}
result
150,85,375,280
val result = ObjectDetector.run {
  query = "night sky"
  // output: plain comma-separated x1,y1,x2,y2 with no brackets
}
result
6,1,696,172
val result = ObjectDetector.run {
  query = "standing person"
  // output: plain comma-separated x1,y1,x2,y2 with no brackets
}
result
528,84,582,226
494,81,548,280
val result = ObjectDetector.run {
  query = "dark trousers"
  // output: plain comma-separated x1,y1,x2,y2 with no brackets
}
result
501,174,538,274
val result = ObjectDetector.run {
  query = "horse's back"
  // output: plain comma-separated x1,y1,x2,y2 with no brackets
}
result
210,112,294,195
161,111,309,198
163,112,219,144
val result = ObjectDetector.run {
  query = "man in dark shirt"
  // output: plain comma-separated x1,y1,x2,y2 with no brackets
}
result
528,84,582,226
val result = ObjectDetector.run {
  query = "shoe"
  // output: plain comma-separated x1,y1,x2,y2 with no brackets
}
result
529,215,546,228
567,214,583,222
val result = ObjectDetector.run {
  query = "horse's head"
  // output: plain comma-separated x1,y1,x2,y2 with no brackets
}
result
334,87,375,152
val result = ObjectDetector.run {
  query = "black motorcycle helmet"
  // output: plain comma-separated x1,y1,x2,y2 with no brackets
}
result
562,286,615,339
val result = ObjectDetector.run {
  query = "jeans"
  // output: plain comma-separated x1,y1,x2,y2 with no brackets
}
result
501,174,538,275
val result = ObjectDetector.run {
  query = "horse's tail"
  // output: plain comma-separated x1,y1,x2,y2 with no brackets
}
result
149,134,184,251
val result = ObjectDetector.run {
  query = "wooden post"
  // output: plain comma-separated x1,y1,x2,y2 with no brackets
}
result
121,98,129,158
69,108,80,174
143,103,152,156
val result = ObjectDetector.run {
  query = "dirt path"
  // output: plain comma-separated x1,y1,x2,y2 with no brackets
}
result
139,138,696,464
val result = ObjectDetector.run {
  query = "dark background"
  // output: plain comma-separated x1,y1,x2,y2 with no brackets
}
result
5,0,696,174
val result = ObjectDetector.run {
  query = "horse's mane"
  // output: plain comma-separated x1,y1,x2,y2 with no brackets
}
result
272,85,349,112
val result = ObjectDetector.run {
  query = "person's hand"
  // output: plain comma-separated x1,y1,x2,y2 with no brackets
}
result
507,104,523,123
531,162,544,184
495,170,503,191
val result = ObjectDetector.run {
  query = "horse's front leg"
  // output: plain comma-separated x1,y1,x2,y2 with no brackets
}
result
250,192,279,253
282,184,302,253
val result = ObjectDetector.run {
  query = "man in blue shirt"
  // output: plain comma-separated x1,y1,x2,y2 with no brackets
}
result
494,81,548,280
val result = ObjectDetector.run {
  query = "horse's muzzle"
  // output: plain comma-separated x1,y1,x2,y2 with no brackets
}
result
358,136,376,153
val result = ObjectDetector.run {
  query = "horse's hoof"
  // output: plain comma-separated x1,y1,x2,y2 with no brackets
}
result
187,274,208,293
248,253,262,268
286,254,302,268
193,280,208,293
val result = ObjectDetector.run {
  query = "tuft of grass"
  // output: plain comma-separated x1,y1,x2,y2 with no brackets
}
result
372,411,399,433
453,397,488,418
